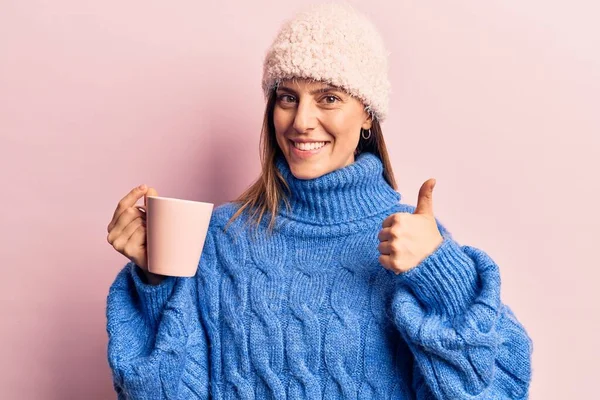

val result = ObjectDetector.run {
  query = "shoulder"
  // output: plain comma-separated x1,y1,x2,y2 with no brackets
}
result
209,202,242,227
207,201,253,238
398,202,416,214
203,202,255,272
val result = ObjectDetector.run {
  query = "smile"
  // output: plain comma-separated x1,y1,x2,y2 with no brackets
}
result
292,141,327,151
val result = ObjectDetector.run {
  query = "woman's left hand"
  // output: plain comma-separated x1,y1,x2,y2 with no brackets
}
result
378,179,444,275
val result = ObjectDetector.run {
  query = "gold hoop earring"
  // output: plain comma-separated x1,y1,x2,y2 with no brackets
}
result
361,129,371,140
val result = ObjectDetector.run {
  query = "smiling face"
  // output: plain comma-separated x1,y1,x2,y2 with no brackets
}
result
273,78,373,180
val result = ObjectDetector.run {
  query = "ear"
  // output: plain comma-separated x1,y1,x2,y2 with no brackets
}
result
362,110,373,130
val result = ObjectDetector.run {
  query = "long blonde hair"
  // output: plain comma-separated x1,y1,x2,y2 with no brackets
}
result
225,89,398,233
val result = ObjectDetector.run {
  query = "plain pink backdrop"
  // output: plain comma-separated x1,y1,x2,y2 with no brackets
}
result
1,0,598,398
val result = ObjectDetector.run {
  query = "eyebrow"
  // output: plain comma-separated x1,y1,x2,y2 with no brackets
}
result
276,85,342,96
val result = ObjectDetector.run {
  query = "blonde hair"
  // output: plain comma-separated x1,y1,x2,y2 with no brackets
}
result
225,89,398,233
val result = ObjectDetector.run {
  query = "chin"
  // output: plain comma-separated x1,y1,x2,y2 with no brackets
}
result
281,144,354,179
286,158,332,180
288,163,327,180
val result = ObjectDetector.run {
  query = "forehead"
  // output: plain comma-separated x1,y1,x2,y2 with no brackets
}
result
277,77,343,92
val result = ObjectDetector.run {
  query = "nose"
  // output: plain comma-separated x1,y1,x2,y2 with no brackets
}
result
292,99,318,134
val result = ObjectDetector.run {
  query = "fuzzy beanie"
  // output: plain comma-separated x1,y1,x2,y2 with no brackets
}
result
262,2,391,122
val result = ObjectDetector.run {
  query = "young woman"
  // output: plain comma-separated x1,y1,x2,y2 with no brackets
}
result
106,3,532,399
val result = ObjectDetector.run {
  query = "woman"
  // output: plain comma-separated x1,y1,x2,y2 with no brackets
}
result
106,3,532,399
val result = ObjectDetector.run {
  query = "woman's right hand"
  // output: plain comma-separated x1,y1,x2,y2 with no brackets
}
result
107,184,165,285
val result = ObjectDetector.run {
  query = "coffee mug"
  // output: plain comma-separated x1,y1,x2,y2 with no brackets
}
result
139,196,214,277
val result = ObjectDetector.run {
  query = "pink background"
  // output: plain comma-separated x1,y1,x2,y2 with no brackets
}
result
1,0,598,398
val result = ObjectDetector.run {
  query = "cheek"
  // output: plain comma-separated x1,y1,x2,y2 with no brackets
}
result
273,111,290,149
272,109,283,137
273,108,289,135
327,102,368,148
325,123,360,148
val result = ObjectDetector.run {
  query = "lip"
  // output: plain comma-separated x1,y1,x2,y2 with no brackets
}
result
289,138,330,143
289,139,329,159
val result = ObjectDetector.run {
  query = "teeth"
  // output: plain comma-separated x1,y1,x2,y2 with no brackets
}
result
293,141,326,151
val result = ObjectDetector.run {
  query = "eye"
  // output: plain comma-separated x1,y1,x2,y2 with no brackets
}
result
322,95,341,104
277,94,296,103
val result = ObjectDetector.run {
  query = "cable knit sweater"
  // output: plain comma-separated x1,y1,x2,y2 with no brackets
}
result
106,152,532,399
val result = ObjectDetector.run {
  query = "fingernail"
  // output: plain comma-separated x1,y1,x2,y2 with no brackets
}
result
139,184,146,190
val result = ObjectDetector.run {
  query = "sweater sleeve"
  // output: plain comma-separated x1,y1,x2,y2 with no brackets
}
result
106,255,212,399
391,221,533,399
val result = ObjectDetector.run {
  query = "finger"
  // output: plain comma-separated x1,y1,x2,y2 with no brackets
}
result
122,215,146,243
378,255,399,274
377,241,393,255
124,224,147,259
383,212,410,228
144,187,158,207
108,185,147,232
111,216,145,252
382,213,398,228
107,207,145,244
378,227,396,242
379,255,402,275
379,254,390,268
414,178,436,215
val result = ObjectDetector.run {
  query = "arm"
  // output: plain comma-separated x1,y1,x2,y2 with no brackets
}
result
391,224,533,399
106,257,211,399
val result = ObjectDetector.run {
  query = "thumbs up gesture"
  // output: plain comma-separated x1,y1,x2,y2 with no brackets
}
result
378,179,444,275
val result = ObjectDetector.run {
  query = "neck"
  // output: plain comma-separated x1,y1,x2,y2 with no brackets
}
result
275,152,401,226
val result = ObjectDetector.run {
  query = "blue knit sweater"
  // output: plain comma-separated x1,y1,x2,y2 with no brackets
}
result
106,152,532,399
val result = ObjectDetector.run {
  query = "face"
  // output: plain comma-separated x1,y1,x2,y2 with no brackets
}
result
273,78,373,180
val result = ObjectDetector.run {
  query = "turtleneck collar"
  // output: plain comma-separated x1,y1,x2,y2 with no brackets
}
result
275,152,401,226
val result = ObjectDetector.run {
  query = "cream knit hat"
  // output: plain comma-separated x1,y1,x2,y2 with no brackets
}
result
262,2,391,122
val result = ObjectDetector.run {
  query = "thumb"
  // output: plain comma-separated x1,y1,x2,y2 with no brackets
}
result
414,178,436,215
144,187,158,207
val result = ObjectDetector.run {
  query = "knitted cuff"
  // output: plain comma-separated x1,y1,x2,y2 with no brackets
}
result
129,263,176,330
397,238,479,318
